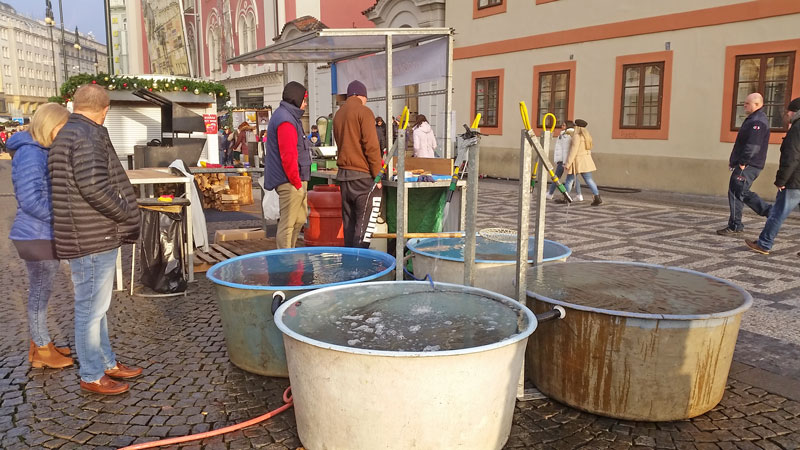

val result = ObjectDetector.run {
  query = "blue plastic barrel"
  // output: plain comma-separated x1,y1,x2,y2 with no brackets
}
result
207,247,395,376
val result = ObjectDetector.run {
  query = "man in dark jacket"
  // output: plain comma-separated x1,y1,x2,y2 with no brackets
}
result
745,97,800,254
717,92,772,235
48,84,142,395
333,80,382,248
264,81,311,249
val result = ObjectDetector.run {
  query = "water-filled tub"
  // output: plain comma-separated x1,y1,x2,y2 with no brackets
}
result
274,281,536,450
526,261,752,421
207,247,395,377
407,235,571,297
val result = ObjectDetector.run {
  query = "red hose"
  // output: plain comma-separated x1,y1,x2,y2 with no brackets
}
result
119,386,293,450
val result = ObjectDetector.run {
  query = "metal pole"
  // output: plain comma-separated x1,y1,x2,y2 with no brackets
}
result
463,135,479,287
388,34,404,281
444,31,454,159
515,128,533,400
58,0,67,82
48,26,58,96
103,0,113,74
533,131,549,264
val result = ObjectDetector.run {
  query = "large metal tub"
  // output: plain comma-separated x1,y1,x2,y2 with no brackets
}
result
207,247,395,377
526,261,752,421
274,281,537,450
408,235,571,298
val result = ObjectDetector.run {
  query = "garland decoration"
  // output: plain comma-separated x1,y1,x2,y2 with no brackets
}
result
49,73,229,104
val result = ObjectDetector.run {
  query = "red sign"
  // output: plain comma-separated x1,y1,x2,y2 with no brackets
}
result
204,114,218,134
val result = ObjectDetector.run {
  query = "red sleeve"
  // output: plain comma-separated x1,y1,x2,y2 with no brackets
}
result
278,122,301,189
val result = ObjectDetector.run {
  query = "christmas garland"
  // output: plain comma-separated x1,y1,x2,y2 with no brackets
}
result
48,73,229,104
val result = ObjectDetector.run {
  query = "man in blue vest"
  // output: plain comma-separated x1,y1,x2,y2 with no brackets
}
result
264,81,312,248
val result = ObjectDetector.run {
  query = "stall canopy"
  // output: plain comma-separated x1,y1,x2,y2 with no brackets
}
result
228,27,455,156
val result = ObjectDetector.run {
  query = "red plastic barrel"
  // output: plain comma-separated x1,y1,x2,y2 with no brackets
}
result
305,185,344,246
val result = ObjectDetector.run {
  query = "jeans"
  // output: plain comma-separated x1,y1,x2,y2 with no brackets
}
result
69,247,118,382
728,166,771,231
25,259,61,347
547,163,565,196
564,172,598,196
757,188,800,250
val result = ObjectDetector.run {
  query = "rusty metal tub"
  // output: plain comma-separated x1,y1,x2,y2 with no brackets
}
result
526,261,752,421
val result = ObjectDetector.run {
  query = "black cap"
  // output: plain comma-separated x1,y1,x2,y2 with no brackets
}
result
575,119,588,127
788,97,800,113
282,81,307,108
346,80,367,97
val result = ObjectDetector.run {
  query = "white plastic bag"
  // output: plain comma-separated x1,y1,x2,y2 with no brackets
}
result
258,176,280,221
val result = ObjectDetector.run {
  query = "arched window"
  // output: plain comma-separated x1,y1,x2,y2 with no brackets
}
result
246,12,256,53
237,14,248,55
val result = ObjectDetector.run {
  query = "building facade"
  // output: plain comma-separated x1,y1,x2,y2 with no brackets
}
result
447,0,800,196
0,1,107,120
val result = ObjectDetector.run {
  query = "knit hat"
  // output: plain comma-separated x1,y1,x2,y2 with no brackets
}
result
575,119,588,127
282,81,307,108
346,80,367,98
788,97,800,112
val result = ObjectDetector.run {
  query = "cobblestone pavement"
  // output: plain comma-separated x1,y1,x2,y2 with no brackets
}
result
1,165,799,449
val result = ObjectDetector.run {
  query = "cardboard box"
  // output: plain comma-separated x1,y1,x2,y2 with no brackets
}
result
214,228,266,243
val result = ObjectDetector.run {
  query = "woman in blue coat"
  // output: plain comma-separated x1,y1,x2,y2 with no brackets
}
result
8,103,73,369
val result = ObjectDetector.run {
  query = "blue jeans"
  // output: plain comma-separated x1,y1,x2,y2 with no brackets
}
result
757,188,800,250
565,172,598,196
69,247,118,382
548,163,565,196
26,259,61,347
728,166,771,231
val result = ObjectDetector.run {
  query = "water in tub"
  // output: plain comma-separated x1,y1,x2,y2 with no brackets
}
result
215,252,391,286
285,286,524,352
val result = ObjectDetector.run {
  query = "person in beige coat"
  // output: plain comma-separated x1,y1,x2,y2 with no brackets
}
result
561,119,603,206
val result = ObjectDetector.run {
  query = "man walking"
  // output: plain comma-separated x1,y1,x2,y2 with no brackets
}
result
49,84,142,395
264,81,312,249
745,97,800,255
717,92,772,235
333,80,382,248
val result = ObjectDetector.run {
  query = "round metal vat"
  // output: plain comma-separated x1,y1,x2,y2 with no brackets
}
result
207,247,395,377
526,261,752,421
407,235,571,298
274,281,537,450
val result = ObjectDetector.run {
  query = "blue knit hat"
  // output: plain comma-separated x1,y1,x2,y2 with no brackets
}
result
346,80,367,98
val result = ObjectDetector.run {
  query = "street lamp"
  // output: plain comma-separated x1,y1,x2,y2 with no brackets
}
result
73,27,81,74
44,0,58,96
57,0,67,83
93,52,98,74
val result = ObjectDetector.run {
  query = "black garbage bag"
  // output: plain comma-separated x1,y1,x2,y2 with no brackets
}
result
139,209,187,293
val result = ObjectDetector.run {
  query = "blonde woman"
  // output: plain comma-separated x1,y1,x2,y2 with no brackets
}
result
563,119,603,206
7,103,73,369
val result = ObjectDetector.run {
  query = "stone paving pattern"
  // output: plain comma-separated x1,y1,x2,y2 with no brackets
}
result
1,170,799,449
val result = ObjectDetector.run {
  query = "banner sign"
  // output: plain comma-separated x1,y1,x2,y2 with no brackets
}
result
204,114,217,134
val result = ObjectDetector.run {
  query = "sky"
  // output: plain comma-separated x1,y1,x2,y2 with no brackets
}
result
4,0,107,44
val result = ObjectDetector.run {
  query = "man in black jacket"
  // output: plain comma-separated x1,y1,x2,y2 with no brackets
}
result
745,97,800,254
49,84,142,395
717,93,772,236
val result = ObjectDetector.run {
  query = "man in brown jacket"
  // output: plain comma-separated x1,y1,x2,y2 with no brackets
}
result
333,80,382,247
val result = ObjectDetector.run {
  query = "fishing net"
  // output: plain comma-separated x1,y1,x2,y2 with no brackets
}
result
478,227,518,243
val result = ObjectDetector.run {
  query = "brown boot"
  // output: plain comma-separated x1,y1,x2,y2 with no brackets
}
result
591,195,604,206
29,340,71,362
31,342,74,369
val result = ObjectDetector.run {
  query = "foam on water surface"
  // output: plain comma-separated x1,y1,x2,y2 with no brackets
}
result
282,286,526,352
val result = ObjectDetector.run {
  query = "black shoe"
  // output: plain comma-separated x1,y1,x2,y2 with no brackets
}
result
745,239,769,255
591,195,603,206
716,228,742,236
553,197,567,204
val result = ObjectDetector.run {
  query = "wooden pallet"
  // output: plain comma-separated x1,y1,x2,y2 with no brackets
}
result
193,237,305,273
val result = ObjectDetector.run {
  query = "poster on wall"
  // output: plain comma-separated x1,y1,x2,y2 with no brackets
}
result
141,0,192,76
256,110,270,132
232,111,245,128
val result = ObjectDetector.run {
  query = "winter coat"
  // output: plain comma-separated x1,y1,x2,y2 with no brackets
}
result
729,107,770,169
48,113,140,260
774,114,800,190
376,123,387,151
333,96,382,177
553,132,572,164
7,132,54,241
413,122,437,158
565,130,596,174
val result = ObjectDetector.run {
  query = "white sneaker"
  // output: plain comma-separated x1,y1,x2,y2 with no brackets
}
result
576,194,584,202
546,193,553,200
